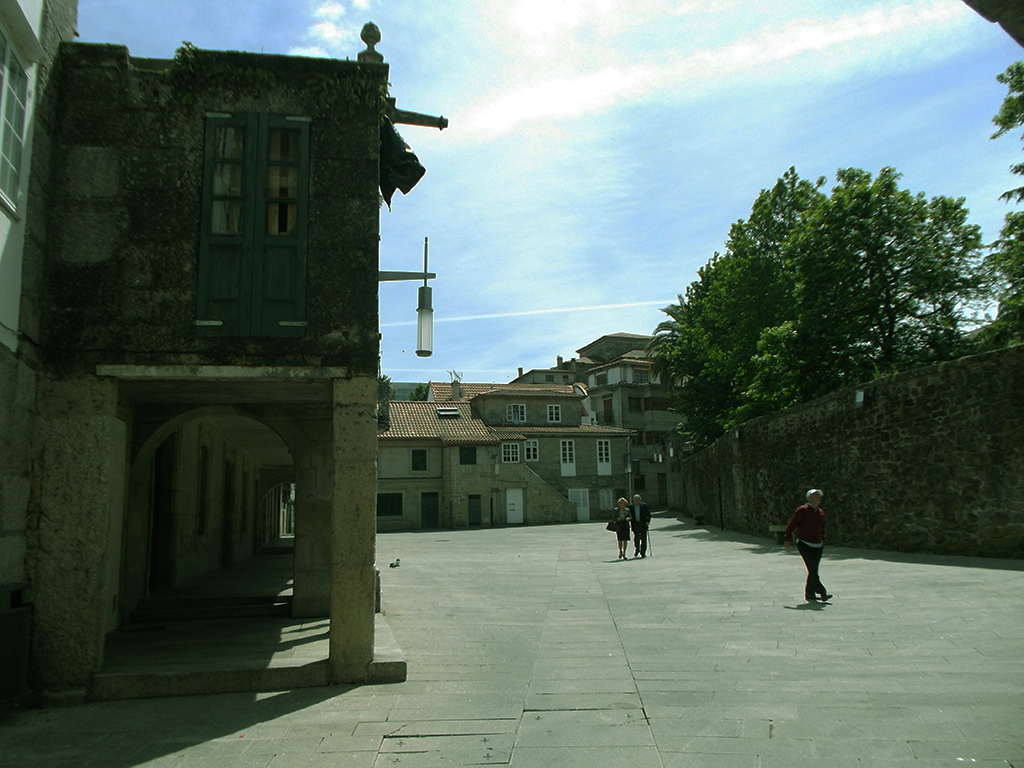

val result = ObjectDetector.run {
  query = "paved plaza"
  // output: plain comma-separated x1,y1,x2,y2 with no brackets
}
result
2,513,1023,767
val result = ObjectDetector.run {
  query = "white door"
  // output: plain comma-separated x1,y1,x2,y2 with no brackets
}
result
506,488,524,524
568,489,589,522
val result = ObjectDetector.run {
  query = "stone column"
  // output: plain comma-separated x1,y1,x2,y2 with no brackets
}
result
291,406,333,617
29,376,126,692
329,375,377,681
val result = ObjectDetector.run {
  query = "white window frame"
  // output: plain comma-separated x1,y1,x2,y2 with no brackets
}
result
560,439,575,477
524,439,539,462
597,439,611,476
502,442,520,463
506,403,526,423
0,26,28,211
598,488,614,512
547,404,561,423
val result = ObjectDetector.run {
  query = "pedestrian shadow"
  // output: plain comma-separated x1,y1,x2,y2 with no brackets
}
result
783,602,831,611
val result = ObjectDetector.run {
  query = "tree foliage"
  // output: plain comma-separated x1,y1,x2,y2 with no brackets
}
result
985,61,1024,344
409,382,429,401
650,167,986,449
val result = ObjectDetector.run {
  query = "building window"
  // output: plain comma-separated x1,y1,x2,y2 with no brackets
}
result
506,403,526,423
411,449,427,471
545,374,555,382
560,439,576,477
547,404,561,423
377,493,403,516
197,113,310,337
0,28,27,207
524,439,539,462
597,439,611,476
459,446,477,465
502,442,520,463
595,373,608,387
628,397,642,412
634,369,650,384
599,488,614,512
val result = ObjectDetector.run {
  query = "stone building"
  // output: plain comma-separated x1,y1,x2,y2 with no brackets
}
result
513,333,681,507
2,18,419,704
0,0,80,709
377,381,632,529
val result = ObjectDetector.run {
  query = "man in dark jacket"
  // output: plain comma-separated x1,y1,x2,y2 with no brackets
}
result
629,494,652,558
784,488,832,602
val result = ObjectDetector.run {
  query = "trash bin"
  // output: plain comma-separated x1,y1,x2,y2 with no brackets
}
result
0,584,32,703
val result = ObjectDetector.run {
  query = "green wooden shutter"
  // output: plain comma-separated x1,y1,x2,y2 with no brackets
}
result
197,113,308,338
253,115,308,338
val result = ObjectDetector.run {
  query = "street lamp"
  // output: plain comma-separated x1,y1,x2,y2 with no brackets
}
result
416,239,433,357
379,236,437,358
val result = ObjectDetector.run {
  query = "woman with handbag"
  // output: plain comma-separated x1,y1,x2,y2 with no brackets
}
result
608,497,631,559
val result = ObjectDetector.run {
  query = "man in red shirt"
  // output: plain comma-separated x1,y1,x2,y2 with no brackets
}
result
784,489,833,602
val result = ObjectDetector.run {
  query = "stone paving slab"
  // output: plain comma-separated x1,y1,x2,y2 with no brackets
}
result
2,514,1023,767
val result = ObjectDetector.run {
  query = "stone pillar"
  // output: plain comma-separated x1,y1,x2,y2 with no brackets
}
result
329,375,377,681
29,376,126,692
291,406,333,617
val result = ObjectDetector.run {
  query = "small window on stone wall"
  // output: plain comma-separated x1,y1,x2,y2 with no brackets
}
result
411,449,427,471
377,493,403,516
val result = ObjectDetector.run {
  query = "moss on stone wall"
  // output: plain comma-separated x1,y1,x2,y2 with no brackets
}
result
36,42,386,377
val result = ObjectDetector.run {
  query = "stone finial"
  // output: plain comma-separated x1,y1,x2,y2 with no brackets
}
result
358,22,384,63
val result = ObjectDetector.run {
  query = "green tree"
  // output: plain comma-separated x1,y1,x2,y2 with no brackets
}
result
649,168,825,447
409,382,429,401
985,61,1024,343
652,167,986,449
781,167,985,400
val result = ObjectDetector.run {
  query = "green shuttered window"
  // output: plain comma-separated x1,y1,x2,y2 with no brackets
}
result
197,113,309,337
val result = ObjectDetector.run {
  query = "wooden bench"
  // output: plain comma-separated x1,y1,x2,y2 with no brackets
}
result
769,524,787,544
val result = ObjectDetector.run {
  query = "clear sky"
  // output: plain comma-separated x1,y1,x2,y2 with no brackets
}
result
77,1,1023,384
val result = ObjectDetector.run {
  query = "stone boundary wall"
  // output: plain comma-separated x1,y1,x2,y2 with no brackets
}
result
672,346,1024,558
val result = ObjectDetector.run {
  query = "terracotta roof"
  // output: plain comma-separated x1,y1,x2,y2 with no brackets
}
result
490,425,634,440
476,383,582,399
428,381,501,401
430,381,583,401
381,402,497,445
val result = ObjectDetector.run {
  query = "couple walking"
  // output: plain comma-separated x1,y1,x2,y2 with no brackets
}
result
611,494,651,559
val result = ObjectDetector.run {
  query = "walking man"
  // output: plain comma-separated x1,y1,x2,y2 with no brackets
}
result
629,494,651,558
784,488,833,602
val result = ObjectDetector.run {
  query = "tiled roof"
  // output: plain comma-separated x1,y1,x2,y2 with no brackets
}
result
477,383,582,399
431,381,583,401
490,425,634,440
428,381,502,401
381,402,497,445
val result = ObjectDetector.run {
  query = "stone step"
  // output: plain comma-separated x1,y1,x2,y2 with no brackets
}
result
130,596,292,623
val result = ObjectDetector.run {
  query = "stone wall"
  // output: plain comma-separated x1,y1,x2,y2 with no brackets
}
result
36,42,383,376
673,346,1024,558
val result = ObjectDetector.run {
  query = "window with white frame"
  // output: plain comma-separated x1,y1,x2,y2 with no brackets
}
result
524,439,539,462
547,404,561,423
502,442,520,463
560,439,575,477
506,403,525,423
597,439,611,476
0,27,28,206
599,488,614,512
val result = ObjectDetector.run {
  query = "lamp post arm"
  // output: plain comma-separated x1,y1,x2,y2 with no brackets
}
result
378,271,436,282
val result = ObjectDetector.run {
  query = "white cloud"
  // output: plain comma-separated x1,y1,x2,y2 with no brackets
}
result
452,1,974,139
315,2,346,20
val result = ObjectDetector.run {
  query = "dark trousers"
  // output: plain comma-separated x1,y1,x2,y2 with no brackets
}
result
797,541,827,598
632,523,648,556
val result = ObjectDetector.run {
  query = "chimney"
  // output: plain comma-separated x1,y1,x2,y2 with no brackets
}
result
557,356,563,367
451,380,462,400
517,367,523,378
